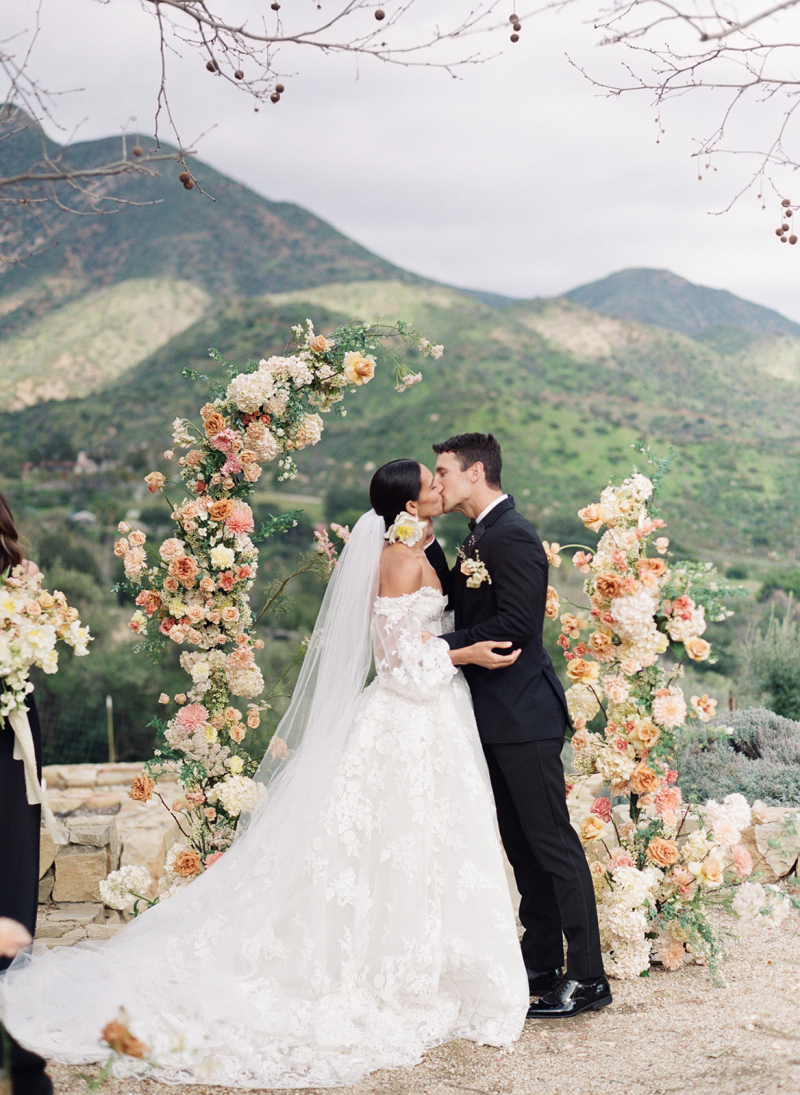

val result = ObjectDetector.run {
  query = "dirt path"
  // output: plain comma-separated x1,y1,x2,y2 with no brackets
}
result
51,910,800,1095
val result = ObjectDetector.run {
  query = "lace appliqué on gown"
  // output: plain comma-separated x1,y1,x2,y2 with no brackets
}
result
1,588,528,1089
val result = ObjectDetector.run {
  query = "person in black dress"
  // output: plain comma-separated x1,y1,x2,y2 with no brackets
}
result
0,491,54,1095
426,433,611,1019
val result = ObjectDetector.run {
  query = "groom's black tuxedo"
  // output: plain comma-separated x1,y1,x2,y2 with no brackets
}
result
427,496,604,982
429,496,568,744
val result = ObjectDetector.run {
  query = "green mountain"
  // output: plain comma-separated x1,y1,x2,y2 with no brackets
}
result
566,268,800,340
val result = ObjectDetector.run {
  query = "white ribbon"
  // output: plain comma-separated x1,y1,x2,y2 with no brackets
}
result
7,707,67,844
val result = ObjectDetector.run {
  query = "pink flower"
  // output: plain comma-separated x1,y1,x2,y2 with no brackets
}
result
733,845,754,877
185,790,205,806
219,572,235,592
655,786,683,817
226,508,255,535
590,796,612,823
221,456,243,476
608,849,636,873
209,428,240,454
158,617,178,636
205,851,224,867
572,550,593,573
175,704,209,733
652,689,687,729
711,818,741,847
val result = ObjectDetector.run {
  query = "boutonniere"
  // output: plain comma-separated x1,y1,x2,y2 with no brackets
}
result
458,547,492,589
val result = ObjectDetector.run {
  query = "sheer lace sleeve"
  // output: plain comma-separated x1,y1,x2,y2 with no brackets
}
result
373,593,457,700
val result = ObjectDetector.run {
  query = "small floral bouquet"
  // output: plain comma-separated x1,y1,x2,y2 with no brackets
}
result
116,319,441,867
551,454,798,979
0,565,91,720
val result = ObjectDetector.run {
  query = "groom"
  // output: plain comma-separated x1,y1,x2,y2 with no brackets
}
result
427,432,610,1019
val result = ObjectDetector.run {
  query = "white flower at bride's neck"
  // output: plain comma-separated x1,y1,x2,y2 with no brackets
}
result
385,512,427,547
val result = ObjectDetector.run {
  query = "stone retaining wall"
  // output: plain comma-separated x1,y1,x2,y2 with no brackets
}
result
37,762,182,947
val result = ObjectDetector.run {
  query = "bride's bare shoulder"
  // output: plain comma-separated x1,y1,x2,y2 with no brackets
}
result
378,545,424,598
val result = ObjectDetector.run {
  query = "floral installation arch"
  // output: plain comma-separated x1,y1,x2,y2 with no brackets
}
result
106,319,441,906
546,454,799,980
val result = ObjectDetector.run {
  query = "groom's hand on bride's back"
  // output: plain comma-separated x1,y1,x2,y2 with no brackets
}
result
450,640,520,670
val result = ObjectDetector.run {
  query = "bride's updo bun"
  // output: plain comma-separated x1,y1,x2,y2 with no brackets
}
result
369,459,422,530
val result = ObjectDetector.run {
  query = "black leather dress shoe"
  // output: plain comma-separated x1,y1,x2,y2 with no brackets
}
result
526,975,612,1018
525,966,562,997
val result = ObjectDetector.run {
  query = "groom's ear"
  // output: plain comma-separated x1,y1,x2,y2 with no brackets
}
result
469,461,485,483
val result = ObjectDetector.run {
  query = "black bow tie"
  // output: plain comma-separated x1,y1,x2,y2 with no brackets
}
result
468,518,478,531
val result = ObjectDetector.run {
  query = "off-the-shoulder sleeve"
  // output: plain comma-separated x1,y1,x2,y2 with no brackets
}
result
372,596,457,700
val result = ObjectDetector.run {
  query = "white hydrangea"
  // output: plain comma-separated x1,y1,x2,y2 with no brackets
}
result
565,683,601,724
227,369,278,413
731,881,768,920
626,474,654,503
681,829,713,862
216,775,262,817
99,865,152,911
609,588,660,643
226,663,265,698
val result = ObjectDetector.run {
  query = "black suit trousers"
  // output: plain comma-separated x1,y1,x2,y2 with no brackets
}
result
0,696,52,1094
483,737,604,981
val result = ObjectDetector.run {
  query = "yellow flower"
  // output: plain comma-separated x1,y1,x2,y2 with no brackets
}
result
343,351,376,386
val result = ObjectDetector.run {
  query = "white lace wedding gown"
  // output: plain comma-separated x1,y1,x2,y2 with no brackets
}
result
2,587,528,1088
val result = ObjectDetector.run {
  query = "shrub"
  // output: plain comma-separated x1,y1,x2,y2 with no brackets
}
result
674,707,800,807
736,602,800,720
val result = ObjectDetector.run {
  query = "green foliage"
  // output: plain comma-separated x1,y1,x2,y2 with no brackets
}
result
673,707,800,806
759,569,800,603
738,603,800,719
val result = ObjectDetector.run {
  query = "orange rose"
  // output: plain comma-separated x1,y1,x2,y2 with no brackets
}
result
129,775,154,802
101,1020,147,1060
308,334,330,353
171,848,203,878
343,351,376,385
208,498,235,522
636,557,667,578
588,629,615,659
685,637,711,662
566,658,599,684
631,719,660,749
594,573,626,600
646,838,680,868
203,412,227,436
239,449,256,464
630,763,661,794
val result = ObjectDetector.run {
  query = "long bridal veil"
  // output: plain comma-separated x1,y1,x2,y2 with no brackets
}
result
238,508,385,830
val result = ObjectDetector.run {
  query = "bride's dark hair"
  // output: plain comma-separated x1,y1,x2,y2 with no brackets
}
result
369,459,422,530
0,490,24,572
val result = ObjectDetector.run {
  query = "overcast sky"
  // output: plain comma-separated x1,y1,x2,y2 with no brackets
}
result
6,0,800,321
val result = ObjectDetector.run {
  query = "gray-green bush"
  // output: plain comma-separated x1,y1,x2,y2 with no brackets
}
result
674,707,800,807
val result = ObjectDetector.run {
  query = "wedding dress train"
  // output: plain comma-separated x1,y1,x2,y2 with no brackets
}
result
2,582,528,1088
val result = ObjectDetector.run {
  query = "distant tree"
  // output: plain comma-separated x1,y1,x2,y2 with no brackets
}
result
1,0,515,263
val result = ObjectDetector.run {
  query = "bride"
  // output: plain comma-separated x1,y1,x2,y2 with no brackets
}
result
1,459,530,1089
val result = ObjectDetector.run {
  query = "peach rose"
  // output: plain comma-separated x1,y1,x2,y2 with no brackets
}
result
632,719,661,748
578,503,606,532
169,555,200,582
636,557,667,578
594,573,625,600
699,858,723,888
588,629,615,660
685,637,711,662
579,815,606,842
130,775,155,802
101,1020,147,1060
171,848,203,877
545,585,560,619
230,724,246,743
221,606,240,624
244,463,262,482
630,763,661,794
203,412,227,436
239,449,256,465
308,334,330,353
343,351,376,385
267,735,289,759
208,498,236,522
144,471,165,493
128,530,146,548
113,539,128,557
246,709,260,729
566,658,599,684
646,838,680,867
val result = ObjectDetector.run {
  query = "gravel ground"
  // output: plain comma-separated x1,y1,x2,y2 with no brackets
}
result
49,904,800,1095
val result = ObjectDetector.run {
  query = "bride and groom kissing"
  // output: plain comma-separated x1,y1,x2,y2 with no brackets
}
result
2,432,610,1090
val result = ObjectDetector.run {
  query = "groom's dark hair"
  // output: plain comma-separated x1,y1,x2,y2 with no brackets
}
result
432,433,502,489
